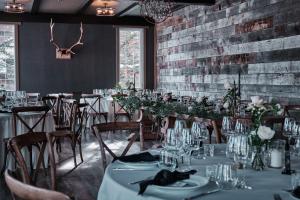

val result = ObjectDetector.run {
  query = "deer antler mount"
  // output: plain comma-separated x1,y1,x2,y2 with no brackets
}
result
50,19,84,59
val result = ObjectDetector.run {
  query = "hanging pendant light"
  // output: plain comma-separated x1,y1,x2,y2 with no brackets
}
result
96,3,115,16
4,0,25,13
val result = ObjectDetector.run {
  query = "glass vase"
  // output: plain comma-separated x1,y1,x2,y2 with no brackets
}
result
251,146,265,171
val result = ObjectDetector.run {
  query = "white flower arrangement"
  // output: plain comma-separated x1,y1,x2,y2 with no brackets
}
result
257,125,275,140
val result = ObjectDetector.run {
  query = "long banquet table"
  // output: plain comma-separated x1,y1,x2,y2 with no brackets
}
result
0,112,55,169
98,145,299,200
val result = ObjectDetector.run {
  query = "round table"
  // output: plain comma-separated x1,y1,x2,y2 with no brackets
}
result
0,112,55,170
98,145,299,200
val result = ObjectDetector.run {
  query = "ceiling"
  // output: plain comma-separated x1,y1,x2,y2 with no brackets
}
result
0,0,215,25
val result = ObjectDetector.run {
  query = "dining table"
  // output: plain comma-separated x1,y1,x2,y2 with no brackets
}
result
97,145,299,200
0,111,55,170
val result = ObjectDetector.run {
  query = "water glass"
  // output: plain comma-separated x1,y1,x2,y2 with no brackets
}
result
216,163,238,190
292,172,300,190
174,119,187,134
159,149,177,171
206,165,218,181
203,144,215,159
165,128,177,148
222,116,235,136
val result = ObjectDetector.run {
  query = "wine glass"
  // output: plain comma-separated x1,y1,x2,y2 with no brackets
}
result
235,119,249,134
222,116,235,136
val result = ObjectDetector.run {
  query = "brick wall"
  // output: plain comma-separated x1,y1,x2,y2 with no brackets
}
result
156,0,300,104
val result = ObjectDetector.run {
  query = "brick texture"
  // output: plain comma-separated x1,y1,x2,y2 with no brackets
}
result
156,0,300,104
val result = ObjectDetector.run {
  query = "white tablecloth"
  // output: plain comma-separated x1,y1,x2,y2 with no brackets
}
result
98,146,299,200
0,112,55,169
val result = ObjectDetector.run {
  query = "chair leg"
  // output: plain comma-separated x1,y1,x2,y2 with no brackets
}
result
27,146,34,174
1,145,9,175
78,138,83,163
71,141,77,167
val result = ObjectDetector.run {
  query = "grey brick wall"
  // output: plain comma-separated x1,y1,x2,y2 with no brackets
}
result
156,0,300,104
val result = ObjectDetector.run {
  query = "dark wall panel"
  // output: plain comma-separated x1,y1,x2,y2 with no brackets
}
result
19,22,117,95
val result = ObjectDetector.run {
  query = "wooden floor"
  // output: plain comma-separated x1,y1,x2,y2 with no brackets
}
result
0,130,158,200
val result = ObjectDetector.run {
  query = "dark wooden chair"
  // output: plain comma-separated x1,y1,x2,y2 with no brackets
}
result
111,94,131,122
7,132,48,185
4,170,71,200
42,96,59,125
1,106,50,175
92,122,141,169
82,94,108,124
46,100,87,189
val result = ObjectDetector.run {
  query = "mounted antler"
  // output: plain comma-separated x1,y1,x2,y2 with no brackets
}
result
49,18,84,59
66,23,83,55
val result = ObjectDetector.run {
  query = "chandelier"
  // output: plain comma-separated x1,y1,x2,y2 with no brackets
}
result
139,0,173,24
96,3,115,16
4,0,25,13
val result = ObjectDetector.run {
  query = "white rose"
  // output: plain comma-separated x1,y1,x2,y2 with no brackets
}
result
223,102,230,109
257,125,275,140
188,106,193,112
275,103,281,109
250,96,264,107
224,81,232,90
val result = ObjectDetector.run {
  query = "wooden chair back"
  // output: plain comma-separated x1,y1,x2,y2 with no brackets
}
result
111,94,130,121
92,122,141,168
82,94,102,114
284,105,300,118
8,132,47,185
11,105,50,137
4,170,71,200
61,99,87,134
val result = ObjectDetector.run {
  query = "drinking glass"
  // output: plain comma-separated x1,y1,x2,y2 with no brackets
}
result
235,119,249,134
203,144,215,159
283,117,295,136
206,165,218,181
216,163,238,190
165,128,177,149
159,149,177,171
222,116,235,136
174,119,187,134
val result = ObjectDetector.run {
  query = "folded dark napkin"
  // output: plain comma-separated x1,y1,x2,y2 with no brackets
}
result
292,186,300,199
139,169,197,195
113,152,160,163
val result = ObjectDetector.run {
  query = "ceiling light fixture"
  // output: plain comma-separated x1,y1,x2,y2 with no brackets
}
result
96,3,115,16
4,0,25,13
139,0,173,24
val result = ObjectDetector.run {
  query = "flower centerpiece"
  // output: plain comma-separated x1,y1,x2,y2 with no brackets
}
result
222,81,240,116
247,96,283,170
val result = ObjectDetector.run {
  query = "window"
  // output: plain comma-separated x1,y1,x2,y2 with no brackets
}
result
0,24,17,91
118,28,145,89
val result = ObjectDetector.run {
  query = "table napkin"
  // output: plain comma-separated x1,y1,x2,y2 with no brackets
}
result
138,169,197,195
113,152,159,163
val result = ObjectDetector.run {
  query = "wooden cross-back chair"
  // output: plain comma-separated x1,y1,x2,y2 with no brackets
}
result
42,96,58,125
82,94,108,124
1,106,50,176
46,100,87,190
5,170,71,200
92,122,141,169
111,94,131,122
7,132,48,185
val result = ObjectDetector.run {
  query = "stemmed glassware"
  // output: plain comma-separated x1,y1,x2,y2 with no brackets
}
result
191,121,209,159
222,116,235,136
